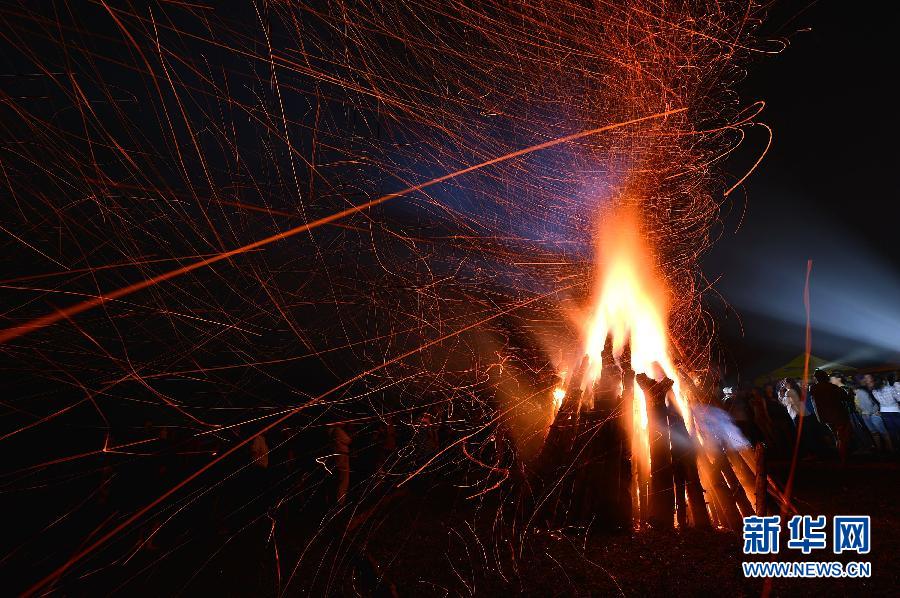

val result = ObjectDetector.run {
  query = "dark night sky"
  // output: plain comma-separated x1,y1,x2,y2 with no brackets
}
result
707,0,900,378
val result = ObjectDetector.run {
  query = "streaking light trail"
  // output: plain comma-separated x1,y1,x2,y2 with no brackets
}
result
0,109,684,345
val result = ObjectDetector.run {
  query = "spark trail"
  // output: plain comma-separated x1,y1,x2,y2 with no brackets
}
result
0,108,684,345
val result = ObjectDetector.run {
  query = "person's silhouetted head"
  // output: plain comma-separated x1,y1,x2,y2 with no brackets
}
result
862,373,878,389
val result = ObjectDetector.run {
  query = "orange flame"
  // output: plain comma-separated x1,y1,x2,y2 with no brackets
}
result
584,208,668,376
581,204,688,523
552,387,566,410
582,206,689,422
552,204,693,508
546,205,751,528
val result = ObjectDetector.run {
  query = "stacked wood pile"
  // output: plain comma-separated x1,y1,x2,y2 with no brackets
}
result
531,334,788,532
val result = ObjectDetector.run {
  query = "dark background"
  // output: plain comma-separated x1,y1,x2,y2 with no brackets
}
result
708,0,900,380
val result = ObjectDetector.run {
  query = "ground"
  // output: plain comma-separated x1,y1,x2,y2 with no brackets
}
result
355,459,900,597
29,456,898,596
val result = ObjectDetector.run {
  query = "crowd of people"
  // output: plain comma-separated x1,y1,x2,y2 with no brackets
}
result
722,369,900,462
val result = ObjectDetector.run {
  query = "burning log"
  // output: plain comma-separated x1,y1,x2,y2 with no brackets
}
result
753,443,767,516
536,355,589,478
636,371,675,529
533,336,634,531
716,449,754,518
673,365,762,529
672,454,688,527
619,342,646,526
667,407,711,529
698,447,743,530
571,403,633,530
667,400,688,528
734,443,797,517
571,337,633,530
727,448,763,517
531,355,589,525
530,326,760,534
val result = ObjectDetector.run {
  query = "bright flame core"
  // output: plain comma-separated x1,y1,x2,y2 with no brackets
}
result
584,207,671,379
552,387,566,407
578,206,692,476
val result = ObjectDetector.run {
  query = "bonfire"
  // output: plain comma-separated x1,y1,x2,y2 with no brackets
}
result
533,206,790,532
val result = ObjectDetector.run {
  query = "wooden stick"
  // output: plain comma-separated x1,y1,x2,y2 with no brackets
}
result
754,443,767,515
698,445,743,529
536,355,589,475
669,415,711,528
716,449,754,519
638,373,676,529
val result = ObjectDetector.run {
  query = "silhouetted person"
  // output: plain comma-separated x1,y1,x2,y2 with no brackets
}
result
810,370,851,462
763,384,794,457
831,374,875,454
780,378,819,458
863,373,900,447
855,376,892,452
749,388,775,448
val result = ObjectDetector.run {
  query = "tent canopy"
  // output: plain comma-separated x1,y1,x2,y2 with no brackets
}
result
754,354,855,387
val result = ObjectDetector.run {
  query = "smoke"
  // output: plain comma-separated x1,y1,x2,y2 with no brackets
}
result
693,404,751,451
